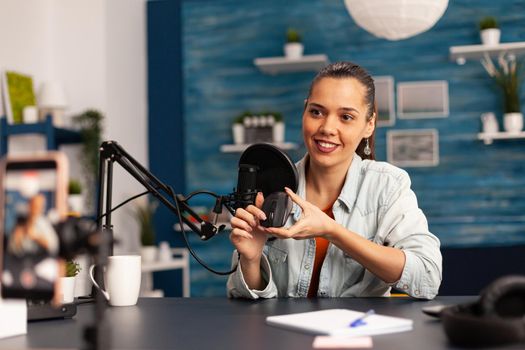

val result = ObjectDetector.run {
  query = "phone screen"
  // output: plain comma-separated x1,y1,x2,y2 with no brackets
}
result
1,160,61,300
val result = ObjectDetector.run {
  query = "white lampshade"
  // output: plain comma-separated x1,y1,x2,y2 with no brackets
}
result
344,0,449,41
38,81,68,108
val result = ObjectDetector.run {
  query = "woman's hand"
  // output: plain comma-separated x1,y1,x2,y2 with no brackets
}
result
266,187,336,240
229,192,269,263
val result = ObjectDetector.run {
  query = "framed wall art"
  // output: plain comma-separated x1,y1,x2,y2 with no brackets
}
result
387,129,439,167
374,76,395,127
397,80,449,119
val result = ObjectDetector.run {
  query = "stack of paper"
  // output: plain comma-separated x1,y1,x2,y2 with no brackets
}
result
0,298,27,339
266,309,412,337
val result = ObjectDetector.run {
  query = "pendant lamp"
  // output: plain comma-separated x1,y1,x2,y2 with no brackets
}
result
344,0,449,41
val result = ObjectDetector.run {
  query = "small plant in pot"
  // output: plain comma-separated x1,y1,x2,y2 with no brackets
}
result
479,16,500,46
284,28,304,59
60,260,81,304
269,112,285,143
68,179,83,215
232,111,250,145
481,53,524,133
134,198,158,263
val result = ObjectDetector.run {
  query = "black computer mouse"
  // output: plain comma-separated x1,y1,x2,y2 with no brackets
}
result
260,191,293,228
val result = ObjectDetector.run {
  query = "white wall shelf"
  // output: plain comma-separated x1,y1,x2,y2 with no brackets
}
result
477,131,525,145
450,41,525,64
141,248,190,297
220,142,299,153
254,54,329,74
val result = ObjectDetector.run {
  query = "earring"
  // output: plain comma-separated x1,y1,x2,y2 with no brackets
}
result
363,138,371,156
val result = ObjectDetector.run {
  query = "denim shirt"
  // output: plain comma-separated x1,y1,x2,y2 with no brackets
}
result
227,153,442,299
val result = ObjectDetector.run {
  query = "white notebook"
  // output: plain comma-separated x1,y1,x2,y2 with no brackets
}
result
266,309,412,337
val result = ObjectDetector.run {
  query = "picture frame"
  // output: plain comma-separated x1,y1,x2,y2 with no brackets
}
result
397,80,449,119
387,129,439,167
374,76,395,127
0,78,4,118
1,70,37,124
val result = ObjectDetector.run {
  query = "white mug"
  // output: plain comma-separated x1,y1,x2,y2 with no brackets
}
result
89,255,141,306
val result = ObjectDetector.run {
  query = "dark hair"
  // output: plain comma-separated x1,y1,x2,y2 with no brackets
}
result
307,61,376,160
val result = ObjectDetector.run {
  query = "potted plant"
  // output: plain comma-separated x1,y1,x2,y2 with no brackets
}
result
134,198,158,263
479,16,500,46
481,53,524,133
232,111,249,145
270,112,285,143
59,260,81,304
68,179,83,215
284,28,304,59
72,109,104,212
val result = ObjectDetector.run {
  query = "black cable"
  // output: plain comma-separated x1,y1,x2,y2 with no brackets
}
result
182,190,220,201
167,185,237,276
96,190,150,221
97,187,237,275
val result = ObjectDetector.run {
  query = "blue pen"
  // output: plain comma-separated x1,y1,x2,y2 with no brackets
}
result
349,309,375,328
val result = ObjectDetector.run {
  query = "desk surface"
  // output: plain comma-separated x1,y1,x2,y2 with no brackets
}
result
1,296,523,349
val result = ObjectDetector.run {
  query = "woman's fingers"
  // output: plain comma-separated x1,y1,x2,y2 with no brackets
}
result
244,204,267,222
266,221,303,238
235,207,258,227
231,216,253,232
229,228,254,240
284,187,308,210
255,192,265,208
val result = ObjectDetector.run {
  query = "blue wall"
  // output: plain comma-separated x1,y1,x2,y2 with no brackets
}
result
150,0,525,296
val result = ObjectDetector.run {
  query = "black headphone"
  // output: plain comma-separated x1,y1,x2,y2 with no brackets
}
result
441,275,525,347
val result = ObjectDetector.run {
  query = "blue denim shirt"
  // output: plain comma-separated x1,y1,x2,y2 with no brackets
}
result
227,153,442,299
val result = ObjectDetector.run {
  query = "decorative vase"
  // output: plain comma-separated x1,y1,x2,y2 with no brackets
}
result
284,43,304,59
59,276,76,304
73,254,92,297
480,112,499,134
503,112,524,133
68,194,84,215
480,28,500,46
158,241,172,262
232,123,244,145
273,122,285,143
141,246,158,263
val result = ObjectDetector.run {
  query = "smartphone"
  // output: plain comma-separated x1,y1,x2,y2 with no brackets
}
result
0,153,68,300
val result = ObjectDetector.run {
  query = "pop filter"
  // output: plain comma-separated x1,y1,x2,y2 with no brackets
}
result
236,143,298,227
239,143,298,197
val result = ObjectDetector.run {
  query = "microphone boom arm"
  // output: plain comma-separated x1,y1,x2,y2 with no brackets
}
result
97,140,222,242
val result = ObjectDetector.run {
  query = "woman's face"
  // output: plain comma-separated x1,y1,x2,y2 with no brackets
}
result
302,77,375,172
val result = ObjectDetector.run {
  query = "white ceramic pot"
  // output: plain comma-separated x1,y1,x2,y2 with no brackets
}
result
59,276,76,304
68,194,84,215
273,122,285,143
480,112,499,134
503,112,524,133
141,246,158,263
284,43,304,59
73,254,92,297
23,106,39,123
158,241,172,262
480,28,500,46
232,124,244,145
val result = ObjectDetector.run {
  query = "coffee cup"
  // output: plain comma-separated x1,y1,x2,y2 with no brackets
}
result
89,255,141,306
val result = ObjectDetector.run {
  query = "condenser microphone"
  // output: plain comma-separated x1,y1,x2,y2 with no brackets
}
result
233,143,298,227
235,164,258,206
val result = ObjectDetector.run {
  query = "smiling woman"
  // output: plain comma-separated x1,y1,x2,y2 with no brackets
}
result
227,61,442,300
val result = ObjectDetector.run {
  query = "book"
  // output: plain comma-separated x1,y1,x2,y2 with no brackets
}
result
1,70,37,124
266,309,412,337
